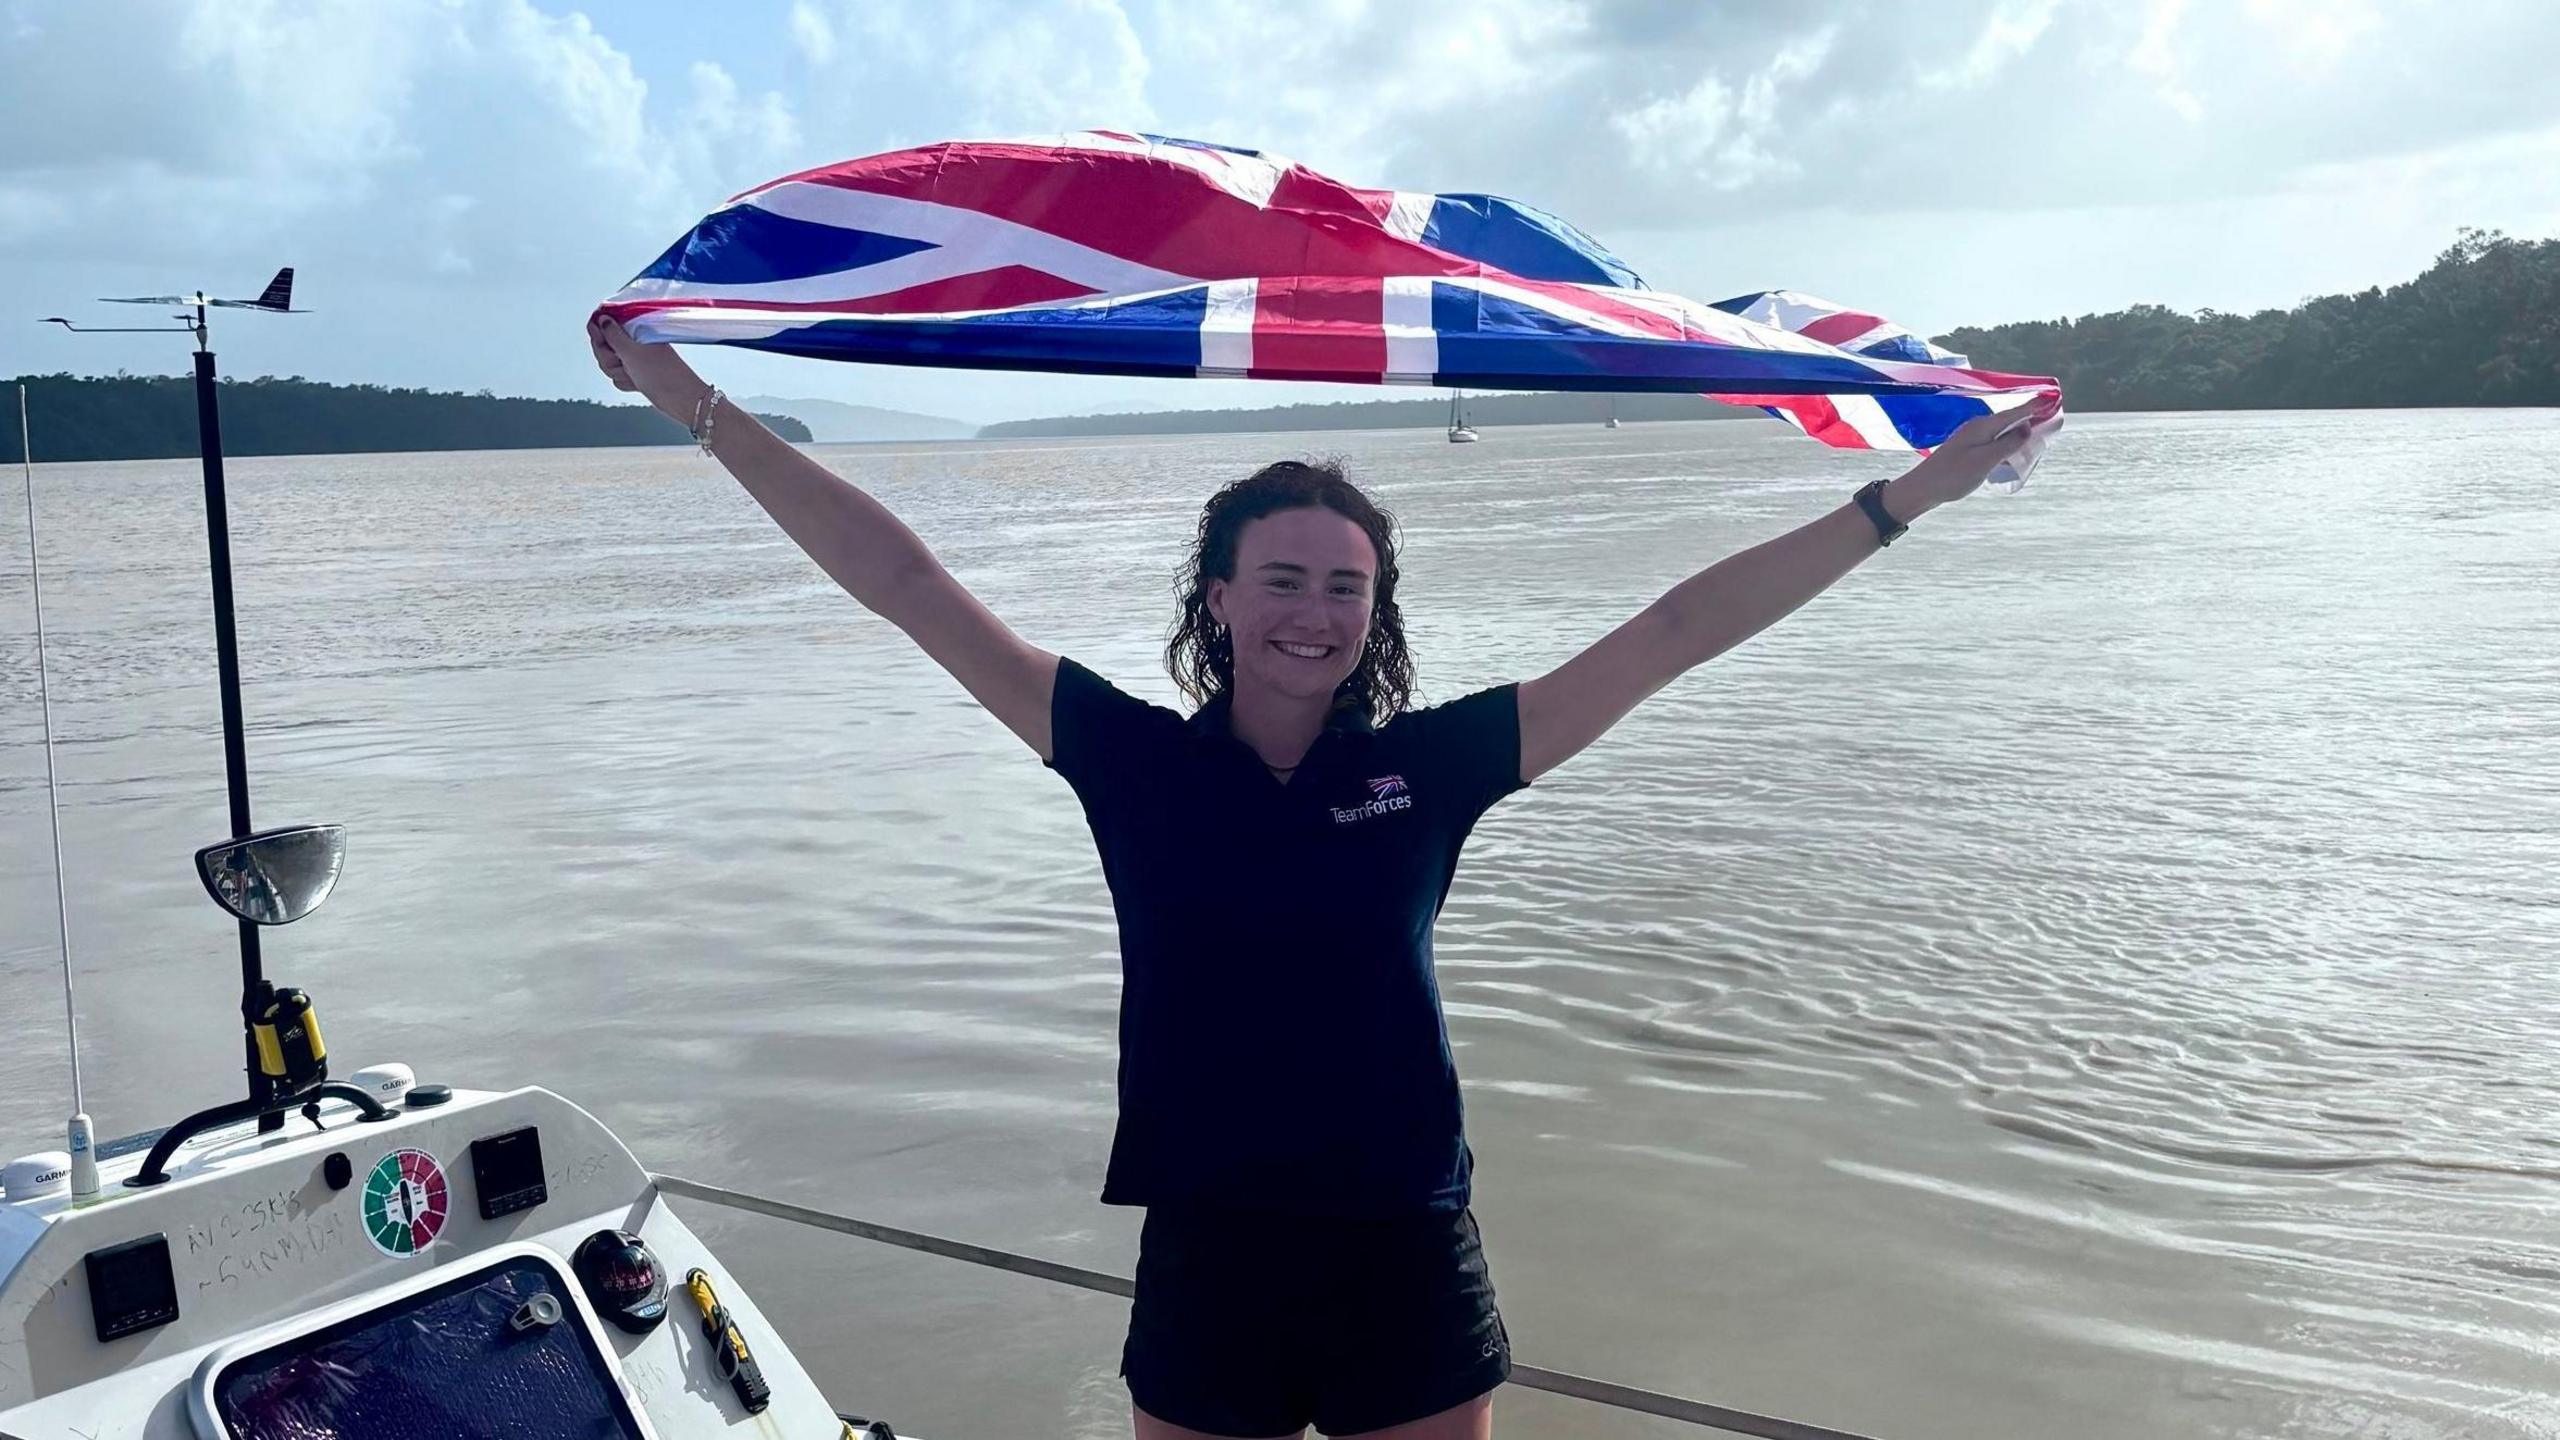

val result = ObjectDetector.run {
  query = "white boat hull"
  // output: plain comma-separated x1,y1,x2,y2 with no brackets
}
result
0,1086,876,1439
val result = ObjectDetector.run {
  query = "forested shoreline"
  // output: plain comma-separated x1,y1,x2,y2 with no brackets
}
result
2,374,808,463
1944,230,2558,410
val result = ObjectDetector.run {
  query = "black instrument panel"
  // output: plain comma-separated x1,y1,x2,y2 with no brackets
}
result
85,1233,179,1342
469,1126,548,1219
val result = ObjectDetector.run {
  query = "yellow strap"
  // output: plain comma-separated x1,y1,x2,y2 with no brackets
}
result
253,1024,286,1078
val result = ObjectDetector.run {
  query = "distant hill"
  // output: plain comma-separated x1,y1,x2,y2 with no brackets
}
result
979,390,1757,438
738,395,975,443
4,373,809,463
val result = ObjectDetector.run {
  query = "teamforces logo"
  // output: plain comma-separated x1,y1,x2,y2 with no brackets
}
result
1334,775,1414,826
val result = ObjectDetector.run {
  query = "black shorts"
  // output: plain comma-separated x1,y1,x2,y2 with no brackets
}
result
1122,1204,1511,1437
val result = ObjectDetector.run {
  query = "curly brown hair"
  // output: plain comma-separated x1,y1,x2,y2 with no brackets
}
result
1165,458,1414,725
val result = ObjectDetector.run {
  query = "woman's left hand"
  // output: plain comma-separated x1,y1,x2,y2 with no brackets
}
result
1883,392,2063,517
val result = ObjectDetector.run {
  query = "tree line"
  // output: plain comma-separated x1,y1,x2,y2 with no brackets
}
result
1942,229,2560,409
2,373,809,464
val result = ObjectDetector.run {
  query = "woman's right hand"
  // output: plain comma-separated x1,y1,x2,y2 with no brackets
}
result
587,312,710,422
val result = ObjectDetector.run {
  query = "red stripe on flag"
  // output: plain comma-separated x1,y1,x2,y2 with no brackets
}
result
1249,276,1386,381
1345,185,1400,226
1714,394,1874,451
1269,167,1396,224
1797,311,1887,347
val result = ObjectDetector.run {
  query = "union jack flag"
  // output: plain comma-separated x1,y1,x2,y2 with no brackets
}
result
1368,775,1408,799
602,131,2061,482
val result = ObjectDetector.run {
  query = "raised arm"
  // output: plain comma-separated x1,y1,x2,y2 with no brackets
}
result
1515,396,2060,783
589,315,1059,757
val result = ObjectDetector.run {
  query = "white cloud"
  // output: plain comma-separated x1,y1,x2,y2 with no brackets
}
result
793,0,1154,144
787,0,836,65
0,0,799,280
2129,0,2205,123
1923,0,2058,92
1056,0,1591,183
672,60,802,200
6,0,2559,421
2240,0,2382,76
1608,28,1834,191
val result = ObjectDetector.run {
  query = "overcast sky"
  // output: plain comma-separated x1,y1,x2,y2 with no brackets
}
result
6,0,2558,425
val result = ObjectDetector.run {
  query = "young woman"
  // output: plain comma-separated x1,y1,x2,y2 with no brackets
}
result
589,315,2055,1440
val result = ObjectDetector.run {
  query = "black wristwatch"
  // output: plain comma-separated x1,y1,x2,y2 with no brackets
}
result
1853,478,1907,547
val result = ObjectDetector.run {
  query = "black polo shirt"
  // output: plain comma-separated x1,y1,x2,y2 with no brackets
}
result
1047,657,1527,1217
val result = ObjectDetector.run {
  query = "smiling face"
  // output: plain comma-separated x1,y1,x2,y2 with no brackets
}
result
1206,506,1379,706
1167,459,1415,725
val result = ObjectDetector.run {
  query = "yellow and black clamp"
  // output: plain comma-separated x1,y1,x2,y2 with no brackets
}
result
252,987,327,1089
682,1267,771,1415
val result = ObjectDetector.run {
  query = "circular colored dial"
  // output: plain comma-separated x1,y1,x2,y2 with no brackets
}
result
362,1148,450,1256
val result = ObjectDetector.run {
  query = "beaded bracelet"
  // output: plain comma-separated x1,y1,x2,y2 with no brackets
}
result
690,386,724,453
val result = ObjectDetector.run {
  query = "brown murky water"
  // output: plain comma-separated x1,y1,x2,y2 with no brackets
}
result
4,411,2555,1437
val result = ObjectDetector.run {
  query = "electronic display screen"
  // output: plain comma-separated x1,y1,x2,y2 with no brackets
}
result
469,1126,547,1219
85,1233,179,1342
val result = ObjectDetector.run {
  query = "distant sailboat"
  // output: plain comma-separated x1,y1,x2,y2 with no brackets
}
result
1604,395,1621,429
1447,390,1479,444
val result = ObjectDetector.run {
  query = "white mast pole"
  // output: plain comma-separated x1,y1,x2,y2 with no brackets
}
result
21,383,96,1197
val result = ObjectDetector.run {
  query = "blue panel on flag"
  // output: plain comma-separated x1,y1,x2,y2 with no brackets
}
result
1429,281,1480,343
1864,392,1988,448
1422,197,1644,289
1852,334,1941,365
740,286,1212,381
1432,286,1934,396
634,205,937,286
1135,132,1269,160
